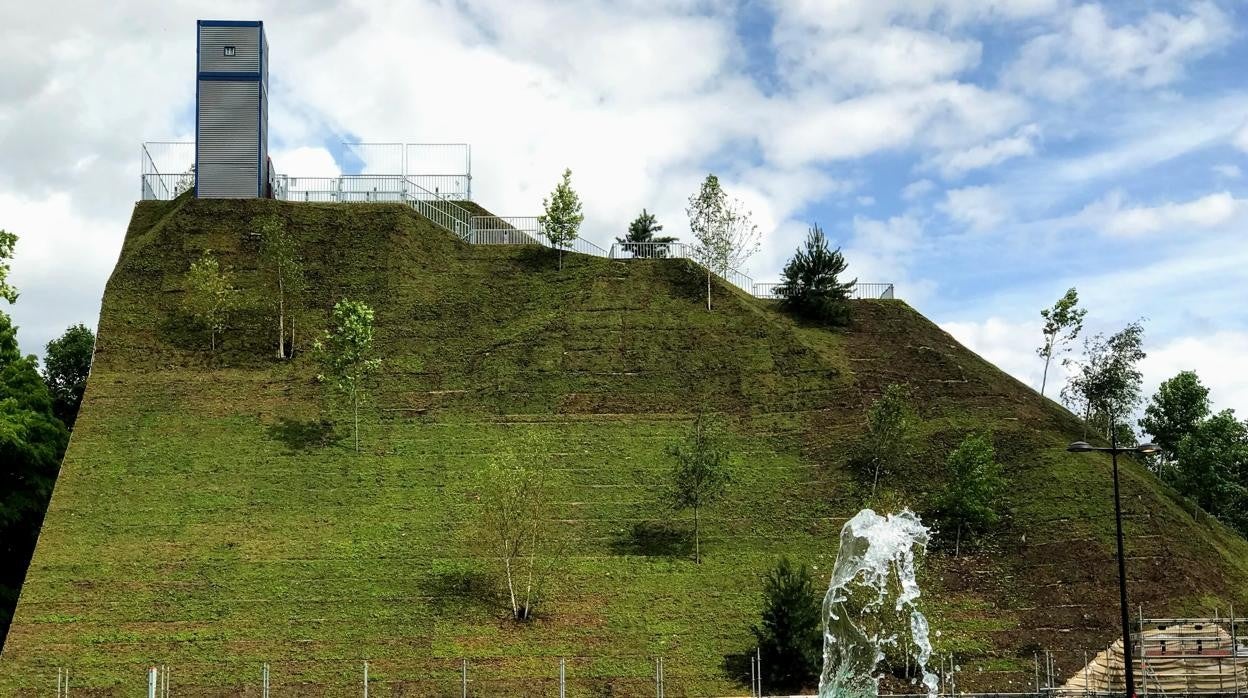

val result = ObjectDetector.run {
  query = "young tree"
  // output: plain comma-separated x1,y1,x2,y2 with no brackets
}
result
666,415,731,563
255,215,305,359
42,323,95,428
687,174,761,311
538,168,585,270
617,209,677,258
776,224,856,325
474,439,552,621
1036,288,1086,398
182,250,240,353
855,384,917,496
1172,411,1248,535
937,433,1004,556
751,557,822,693
313,300,382,453
1061,321,1146,440
1139,371,1211,471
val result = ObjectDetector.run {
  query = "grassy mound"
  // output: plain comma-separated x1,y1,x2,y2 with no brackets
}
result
1,197,1245,696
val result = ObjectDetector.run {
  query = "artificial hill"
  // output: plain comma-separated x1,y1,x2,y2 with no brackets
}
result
2,195,1246,696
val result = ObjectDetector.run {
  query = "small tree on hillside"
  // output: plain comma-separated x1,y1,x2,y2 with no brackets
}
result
776,224,856,325
1062,321,1146,440
474,439,553,621
855,384,917,497
538,168,585,270
255,214,305,359
314,299,382,453
751,556,822,693
938,433,1004,556
182,250,240,353
1139,370,1211,473
617,209,677,258
687,174,761,311
42,323,96,429
1036,288,1086,398
666,415,731,563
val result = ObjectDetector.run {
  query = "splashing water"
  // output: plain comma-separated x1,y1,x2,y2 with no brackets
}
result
818,509,940,698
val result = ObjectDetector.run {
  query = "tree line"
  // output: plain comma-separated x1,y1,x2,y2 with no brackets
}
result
0,229,97,649
1032,287,1247,538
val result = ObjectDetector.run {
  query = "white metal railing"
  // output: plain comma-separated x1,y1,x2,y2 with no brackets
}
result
751,282,896,300
609,241,692,260
140,142,195,200
343,142,471,199
468,216,543,245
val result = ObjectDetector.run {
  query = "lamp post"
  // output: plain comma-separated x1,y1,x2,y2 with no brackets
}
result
1067,436,1161,698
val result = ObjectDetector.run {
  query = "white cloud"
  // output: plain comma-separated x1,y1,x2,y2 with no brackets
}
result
1005,2,1233,100
844,214,936,303
771,0,1062,32
926,124,1040,178
1142,332,1248,419
943,318,1248,418
940,185,1010,231
857,196,876,207
1235,123,1248,153
272,147,342,178
1079,190,1246,237
775,25,982,92
902,179,937,201
763,83,1028,167
1212,164,1242,179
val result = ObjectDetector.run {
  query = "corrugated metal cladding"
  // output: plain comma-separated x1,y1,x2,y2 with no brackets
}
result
198,26,261,73
196,20,268,199
197,81,260,198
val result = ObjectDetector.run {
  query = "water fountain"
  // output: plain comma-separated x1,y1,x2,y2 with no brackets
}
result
818,509,940,698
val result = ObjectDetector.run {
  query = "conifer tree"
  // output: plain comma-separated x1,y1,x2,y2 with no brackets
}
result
617,209,677,258
776,224,856,325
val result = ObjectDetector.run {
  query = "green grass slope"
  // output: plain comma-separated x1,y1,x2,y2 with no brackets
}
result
1,197,1246,696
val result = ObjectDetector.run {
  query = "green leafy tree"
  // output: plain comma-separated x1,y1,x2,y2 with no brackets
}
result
751,557,822,693
538,168,585,270
1062,321,1146,440
1036,288,1086,398
617,209,677,258
473,435,553,621
776,224,856,325
855,384,917,496
182,250,240,352
0,230,17,304
1139,370,1211,473
0,233,70,644
42,323,95,428
666,415,731,563
1172,411,1248,535
314,300,382,453
938,433,1004,555
255,215,305,359
687,174,761,311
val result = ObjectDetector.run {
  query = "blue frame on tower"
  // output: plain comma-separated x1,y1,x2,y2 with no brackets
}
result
195,20,268,198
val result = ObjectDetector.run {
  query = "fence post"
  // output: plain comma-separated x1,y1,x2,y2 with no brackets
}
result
559,657,566,698
462,658,468,698
148,667,157,698
364,660,369,698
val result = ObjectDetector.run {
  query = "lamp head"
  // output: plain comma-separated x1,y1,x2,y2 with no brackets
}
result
1067,441,1095,453
1136,442,1162,455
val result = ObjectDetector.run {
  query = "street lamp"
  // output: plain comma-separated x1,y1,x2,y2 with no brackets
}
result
1067,436,1160,698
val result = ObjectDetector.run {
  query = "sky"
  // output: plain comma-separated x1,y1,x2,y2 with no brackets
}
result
2,0,1247,428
